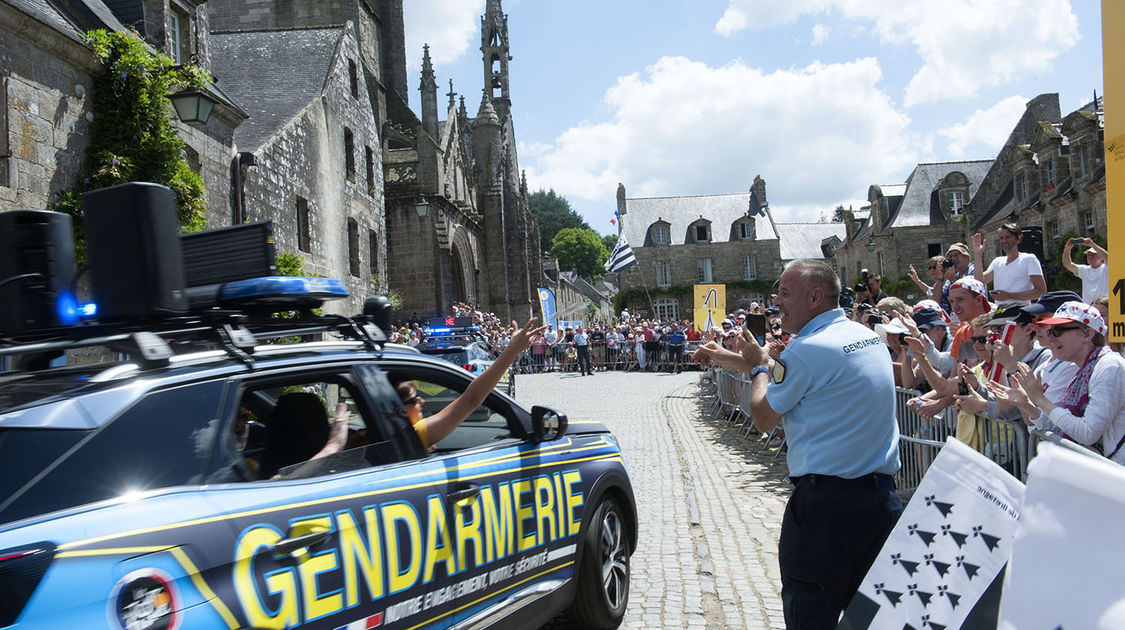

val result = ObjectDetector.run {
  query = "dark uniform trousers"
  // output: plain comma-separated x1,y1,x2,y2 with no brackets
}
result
575,345,592,375
779,473,902,630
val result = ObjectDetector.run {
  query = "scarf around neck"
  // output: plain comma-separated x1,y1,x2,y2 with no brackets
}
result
1062,345,1109,416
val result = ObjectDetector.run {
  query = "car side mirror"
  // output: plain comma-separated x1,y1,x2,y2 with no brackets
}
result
531,405,568,442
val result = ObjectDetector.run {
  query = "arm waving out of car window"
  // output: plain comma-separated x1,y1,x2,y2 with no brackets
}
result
396,318,547,449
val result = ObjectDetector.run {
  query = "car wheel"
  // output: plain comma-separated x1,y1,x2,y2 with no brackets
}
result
565,496,630,629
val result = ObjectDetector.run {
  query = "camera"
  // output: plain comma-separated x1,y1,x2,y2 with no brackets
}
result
941,258,954,269
861,268,870,283
897,332,911,345
988,330,999,344
957,380,969,396
866,312,886,327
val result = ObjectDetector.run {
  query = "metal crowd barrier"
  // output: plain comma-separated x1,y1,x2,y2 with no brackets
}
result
519,339,705,373
707,367,786,456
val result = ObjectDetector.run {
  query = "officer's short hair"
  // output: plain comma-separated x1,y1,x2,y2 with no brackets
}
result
784,259,841,304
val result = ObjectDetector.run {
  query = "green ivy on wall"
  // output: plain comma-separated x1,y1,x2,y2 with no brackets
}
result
51,30,212,259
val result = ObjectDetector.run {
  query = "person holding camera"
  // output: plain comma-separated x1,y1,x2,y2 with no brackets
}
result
692,259,900,629
971,223,1046,307
1061,237,1109,304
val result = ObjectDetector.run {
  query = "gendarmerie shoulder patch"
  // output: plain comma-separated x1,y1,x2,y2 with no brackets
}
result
772,358,786,384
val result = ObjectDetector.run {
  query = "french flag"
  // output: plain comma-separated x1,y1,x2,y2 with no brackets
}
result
335,612,383,630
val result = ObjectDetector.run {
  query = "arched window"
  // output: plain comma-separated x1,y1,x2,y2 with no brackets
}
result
648,221,671,245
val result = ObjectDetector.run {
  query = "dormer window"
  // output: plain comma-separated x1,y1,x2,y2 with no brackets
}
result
735,218,756,240
690,219,712,243
650,223,670,245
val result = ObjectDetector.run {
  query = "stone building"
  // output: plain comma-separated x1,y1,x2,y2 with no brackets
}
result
615,178,844,319
210,23,384,312
209,0,540,321
972,99,1106,264
3,0,539,320
834,92,1106,295
0,0,244,224
833,160,992,289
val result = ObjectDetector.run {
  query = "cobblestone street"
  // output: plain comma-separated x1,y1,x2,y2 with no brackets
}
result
517,370,792,629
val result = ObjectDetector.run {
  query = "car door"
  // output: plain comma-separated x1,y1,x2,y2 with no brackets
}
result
200,365,467,630
362,362,581,628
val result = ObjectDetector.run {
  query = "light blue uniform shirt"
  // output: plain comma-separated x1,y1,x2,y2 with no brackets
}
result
765,308,900,478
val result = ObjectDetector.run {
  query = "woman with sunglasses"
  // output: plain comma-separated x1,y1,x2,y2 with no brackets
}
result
988,302,1125,464
390,318,548,451
906,255,947,304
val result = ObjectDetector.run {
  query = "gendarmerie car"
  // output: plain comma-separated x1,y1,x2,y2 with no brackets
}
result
0,183,636,630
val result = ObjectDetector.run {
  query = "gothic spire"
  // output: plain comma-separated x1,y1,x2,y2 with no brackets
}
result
447,78,456,109
420,44,436,90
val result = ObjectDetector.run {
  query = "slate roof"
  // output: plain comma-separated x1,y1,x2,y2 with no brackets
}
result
886,160,992,229
623,192,778,247
211,27,343,151
102,0,145,34
9,0,127,41
774,223,846,260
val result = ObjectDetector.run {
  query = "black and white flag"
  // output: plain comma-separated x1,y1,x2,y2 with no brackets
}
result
605,234,637,272
839,438,1025,630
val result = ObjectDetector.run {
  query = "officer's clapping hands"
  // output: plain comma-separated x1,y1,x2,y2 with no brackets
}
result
737,330,769,368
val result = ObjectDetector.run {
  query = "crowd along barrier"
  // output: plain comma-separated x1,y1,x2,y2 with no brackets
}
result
699,374,1076,499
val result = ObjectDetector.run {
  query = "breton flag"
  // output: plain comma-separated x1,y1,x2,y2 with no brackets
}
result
748,190,766,217
997,442,1125,629
605,234,637,272
839,438,1025,630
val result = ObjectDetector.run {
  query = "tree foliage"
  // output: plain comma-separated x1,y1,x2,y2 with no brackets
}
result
550,227,608,280
51,30,211,260
602,233,618,253
528,189,590,252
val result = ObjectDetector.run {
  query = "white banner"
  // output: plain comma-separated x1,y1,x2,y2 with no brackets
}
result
840,438,1025,629
998,443,1125,629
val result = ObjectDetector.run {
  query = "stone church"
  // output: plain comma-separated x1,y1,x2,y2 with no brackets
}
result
1,0,540,321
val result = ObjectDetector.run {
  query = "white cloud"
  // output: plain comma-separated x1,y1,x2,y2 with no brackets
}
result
940,94,1028,158
812,23,829,45
403,0,485,70
523,56,917,225
713,0,1080,106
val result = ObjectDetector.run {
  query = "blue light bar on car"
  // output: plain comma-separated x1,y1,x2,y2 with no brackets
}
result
218,276,349,303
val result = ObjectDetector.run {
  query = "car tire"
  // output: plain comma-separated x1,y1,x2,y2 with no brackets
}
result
565,496,630,629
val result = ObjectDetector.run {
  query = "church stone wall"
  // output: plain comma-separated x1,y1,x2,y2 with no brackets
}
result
239,28,383,315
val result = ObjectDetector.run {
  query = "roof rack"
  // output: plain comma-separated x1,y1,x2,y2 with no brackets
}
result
0,307,388,371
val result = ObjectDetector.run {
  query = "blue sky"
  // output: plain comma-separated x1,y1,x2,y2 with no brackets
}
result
404,0,1103,237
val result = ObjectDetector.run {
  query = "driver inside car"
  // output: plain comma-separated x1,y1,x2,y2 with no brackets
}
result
390,318,545,450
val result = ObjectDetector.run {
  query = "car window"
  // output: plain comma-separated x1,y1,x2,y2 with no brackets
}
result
0,380,226,525
411,377,516,452
214,378,372,482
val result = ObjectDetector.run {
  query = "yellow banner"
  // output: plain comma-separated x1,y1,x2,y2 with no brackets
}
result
693,284,726,332
1105,0,1124,341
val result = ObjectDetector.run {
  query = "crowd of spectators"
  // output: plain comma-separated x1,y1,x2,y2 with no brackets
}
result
872,225,1123,465
385,301,786,375
380,224,1122,464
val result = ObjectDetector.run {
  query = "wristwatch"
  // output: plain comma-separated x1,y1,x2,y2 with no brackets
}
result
749,365,769,380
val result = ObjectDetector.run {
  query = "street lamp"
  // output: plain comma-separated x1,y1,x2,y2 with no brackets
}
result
168,88,217,126
414,198,430,218
865,238,876,252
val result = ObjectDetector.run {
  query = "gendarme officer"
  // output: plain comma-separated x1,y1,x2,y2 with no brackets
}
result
694,259,901,629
